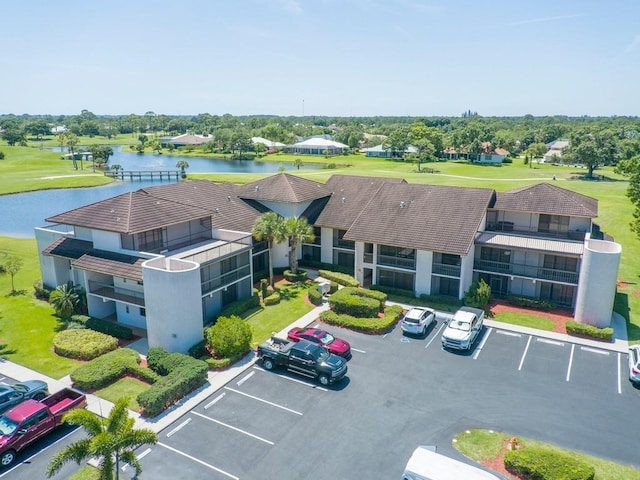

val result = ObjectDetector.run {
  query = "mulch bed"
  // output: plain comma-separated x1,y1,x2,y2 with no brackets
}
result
480,439,524,479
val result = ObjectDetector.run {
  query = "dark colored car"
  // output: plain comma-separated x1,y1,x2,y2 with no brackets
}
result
287,327,352,359
0,381,49,415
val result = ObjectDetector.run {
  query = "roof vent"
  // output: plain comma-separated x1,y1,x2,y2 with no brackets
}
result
227,195,231,201
255,185,260,192
400,201,406,209
215,208,219,213
341,197,346,204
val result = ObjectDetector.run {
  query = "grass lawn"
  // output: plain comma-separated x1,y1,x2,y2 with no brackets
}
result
67,466,100,480
245,282,314,347
93,377,150,412
492,311,557,331
454,429,640,480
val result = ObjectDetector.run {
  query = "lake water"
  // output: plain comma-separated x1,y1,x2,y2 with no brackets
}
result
2,148,321,238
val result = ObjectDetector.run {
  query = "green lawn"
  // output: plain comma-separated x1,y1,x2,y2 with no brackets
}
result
67,466,100,480
93,377,150,412
493,312,557,331
454,429,640,480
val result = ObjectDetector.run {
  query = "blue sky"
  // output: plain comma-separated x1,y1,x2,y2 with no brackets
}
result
2,0,639,117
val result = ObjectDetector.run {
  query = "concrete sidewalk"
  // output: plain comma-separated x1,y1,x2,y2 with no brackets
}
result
0,298,629,433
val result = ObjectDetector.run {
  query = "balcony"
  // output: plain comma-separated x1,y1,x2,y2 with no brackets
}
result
473,259,578,284
432,263,461,277
88,280,145,306
179,234,252,264
202,265,251,294
377,254,416,270
333,238,355,250
485,223,586,241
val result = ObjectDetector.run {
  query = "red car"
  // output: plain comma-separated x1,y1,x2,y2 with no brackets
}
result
287,327,352,359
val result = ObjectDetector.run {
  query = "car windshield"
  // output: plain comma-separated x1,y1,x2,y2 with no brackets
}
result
0,416,18,436
449,319,471,331
316,349,330,362
319,333,335,345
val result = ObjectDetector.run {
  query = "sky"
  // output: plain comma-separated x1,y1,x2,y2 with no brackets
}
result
2,0,639,117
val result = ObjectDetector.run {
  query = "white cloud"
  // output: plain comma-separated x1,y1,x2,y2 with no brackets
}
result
509,13,584,26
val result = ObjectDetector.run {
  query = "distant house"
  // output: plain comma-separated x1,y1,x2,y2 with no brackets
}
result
362,144,418,158
442,143,509,163
166,133,212,148
51,126,68,134
251,137,286,150
543,139,570,163
285,138,348,155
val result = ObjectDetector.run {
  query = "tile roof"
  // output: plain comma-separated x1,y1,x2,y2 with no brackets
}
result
475,232,584,255
493,183,597,218
238,173,332,204
292,138,348,148
42,237,94,259
314,175,406,231
344,183,495,256
72,249,146,281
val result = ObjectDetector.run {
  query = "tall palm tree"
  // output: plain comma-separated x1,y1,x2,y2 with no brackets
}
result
46,397,157,480
252,211,286,288
284,216,315,275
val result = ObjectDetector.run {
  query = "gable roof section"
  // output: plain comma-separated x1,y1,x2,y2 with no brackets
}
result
238,173,331,204
72,249,145,282
493,183,597,218
314,175,406,231
344,183,495,255
42,237,94,259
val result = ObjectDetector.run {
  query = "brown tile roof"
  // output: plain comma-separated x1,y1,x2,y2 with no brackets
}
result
72,250,146,281
42,237,93,259
493,183,598,218
344,183,495,255
313,175,406,231
238,173,332,204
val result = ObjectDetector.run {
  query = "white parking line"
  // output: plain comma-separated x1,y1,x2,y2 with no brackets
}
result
204,393,226,409
252,366,328,391
224,386,303,415
121,447,152,471
192,410,275,445
166,417,192,437
536,338,564,346
0,426,80,478
351,347,367,354
158,442,239,480
618,352,622,395
580,346,609,355
425,323,445,350
566,344,575,382
473,327,492,360
237,371,255,386
496,330,522,337
518,336,532,371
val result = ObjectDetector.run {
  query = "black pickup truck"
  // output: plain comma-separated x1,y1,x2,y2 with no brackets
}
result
256,337,348,386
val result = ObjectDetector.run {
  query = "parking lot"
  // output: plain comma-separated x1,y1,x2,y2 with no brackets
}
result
4,318,640,480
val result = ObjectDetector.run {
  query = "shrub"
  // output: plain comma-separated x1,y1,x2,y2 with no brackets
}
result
504,447,595,480
308,287,323,306
188,339,207,358
216,294,261,320
320,304,403,334
370,284,415,298
0,151,4,160
71,348,157,390
53,329,118,360
33,280,51,301
260,278,268,299
70,314,134,340
463,279,491,309
300,260,353,275
317,269,359,287
505,295,555,311
329,287,387,317
283,269,308,282
264,292,281,306
565,321,614,341
329,281,339,294
206,315,253,359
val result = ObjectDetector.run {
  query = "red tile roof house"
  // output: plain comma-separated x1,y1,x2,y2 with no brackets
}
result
35,174,621,353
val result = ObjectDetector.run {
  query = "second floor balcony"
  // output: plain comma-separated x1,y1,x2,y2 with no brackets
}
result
202,264,251,294
377,254,416,270
88,280,145,307
473,259,579,284
485,222,587,241
432,262,461,277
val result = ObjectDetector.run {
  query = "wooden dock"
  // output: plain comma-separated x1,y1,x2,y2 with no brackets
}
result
104,170,182,181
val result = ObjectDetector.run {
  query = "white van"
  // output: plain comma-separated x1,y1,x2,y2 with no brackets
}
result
402,446,501,480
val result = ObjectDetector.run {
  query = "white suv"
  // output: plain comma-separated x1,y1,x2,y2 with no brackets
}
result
629,345,640,385
401,307,436,336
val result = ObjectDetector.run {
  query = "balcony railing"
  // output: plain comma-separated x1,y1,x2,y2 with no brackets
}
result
202,265,251,294
485,223,586,241
181,234,253,264
432,263,461,277
473,259,579,284
377,254,416,270
88,280,145,306
333,238,355,250
142,232,212,254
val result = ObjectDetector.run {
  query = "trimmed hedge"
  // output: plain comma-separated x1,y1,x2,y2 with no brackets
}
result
329,281,339,294
320,305,403,334
329,287,387,317
300,260,354,275
283,269,307,282
308,287,324,306
504,447,595,480
264,292,281,306
70,314,134,340
216,294,261,321
317,269,359,287
71,348,158,389
138,347,209,417
206,316,253,359
53,329,119,361
565,321,614,341
505,295,555,312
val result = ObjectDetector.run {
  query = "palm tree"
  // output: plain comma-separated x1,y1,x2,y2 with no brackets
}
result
62,132,80,170
176,160,189,178
46,397,157,480
284,216,314,275
252,212,286,288
49,281,82,319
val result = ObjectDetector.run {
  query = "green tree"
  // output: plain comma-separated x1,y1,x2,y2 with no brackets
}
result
206,315,252,358
1,128,26,146
46,397,158,480
49,281,84,319
293,158,303,170
91,145,114,171
176,159,189,178
284,216,315,274
252,212,286,288
563,130,619,178
62,131,80,170
2,256,23,294
383,127,410,158
615,154,640,238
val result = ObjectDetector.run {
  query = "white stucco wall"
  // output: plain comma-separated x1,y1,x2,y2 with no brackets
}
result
459,249,475,298
415,250,433,296
320,227,333,264
142,257,203,353
35,228,66,288
92,229,124,252
574,239,621,328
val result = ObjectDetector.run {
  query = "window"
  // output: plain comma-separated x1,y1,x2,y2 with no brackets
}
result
543,255,577,272
137,228,166,251
540,282,574,307
125,306,130,314
302,245,321,262
333,251,355,269
480,247,510,263
378,268,414,291
440,253,461,266
539,214,569,235
140,308,146,317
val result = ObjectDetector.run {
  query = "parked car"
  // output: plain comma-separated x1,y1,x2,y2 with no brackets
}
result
402,446,501,480
0,381,49,415
287,327,352,358
629,345,640,385
441,307,485,350
401,307,436,336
